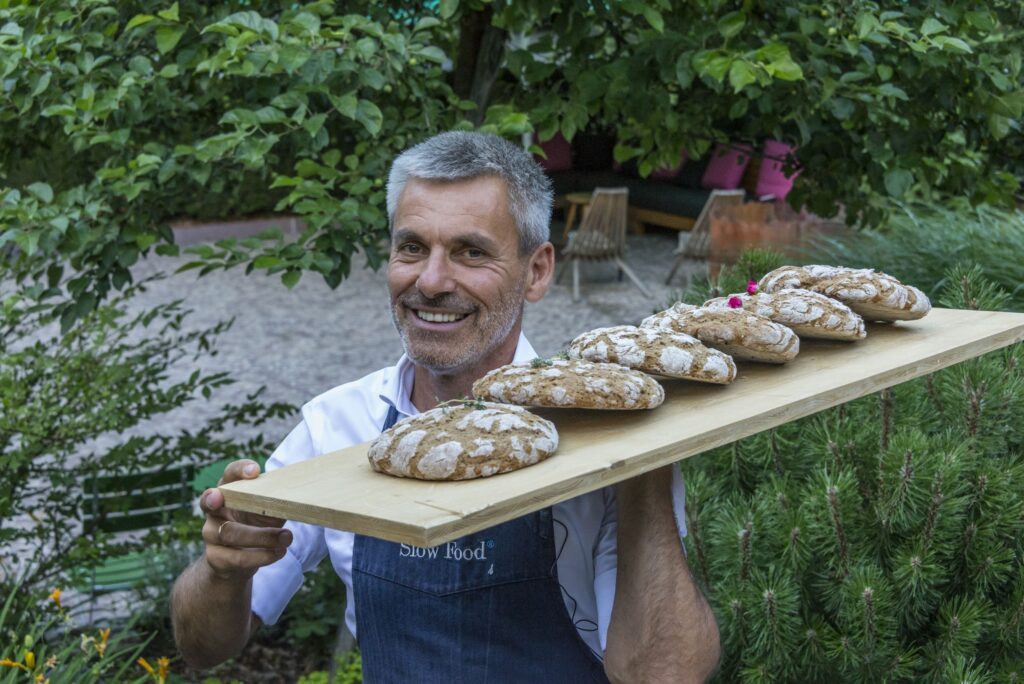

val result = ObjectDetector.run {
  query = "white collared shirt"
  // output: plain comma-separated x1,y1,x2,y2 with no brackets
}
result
251,332,687,659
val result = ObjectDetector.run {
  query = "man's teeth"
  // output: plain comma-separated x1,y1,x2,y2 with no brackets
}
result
415,310,468,323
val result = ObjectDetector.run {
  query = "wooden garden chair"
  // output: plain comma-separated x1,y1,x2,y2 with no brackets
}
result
664,189,746,285
557,187,652,302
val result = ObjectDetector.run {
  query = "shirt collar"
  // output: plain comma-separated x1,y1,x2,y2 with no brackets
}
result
380,331,538,418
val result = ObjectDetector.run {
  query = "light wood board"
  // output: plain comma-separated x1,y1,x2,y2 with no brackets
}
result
221,308,1024,546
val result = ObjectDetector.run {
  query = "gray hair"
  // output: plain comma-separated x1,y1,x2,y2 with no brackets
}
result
386,131,553,254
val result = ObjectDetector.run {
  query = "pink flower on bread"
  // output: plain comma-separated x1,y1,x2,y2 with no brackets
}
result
728,296,743,309
746,280,758,295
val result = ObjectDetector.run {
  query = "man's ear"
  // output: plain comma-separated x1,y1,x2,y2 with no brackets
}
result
524,242,555,303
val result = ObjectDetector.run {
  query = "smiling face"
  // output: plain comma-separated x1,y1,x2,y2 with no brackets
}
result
387,175,552,378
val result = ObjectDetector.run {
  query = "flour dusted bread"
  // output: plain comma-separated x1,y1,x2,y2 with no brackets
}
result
758,265,931,321
567,325,736,384
368,401,558,480
705,289,866,341
642,304,799,364
473,357,664,409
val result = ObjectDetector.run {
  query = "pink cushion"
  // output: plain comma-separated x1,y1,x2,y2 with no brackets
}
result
533,133,573,172
755,139,800,200
650,148,689,180
701,143,753,190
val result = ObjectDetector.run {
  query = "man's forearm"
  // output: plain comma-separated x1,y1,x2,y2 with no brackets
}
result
170,555,258,670
605,466,720,684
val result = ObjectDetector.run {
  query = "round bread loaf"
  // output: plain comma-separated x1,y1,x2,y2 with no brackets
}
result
567,325,736,384
704,289,866,341
368,401,558,480
473,357,664,409
642,304,799,364
758,265,931,321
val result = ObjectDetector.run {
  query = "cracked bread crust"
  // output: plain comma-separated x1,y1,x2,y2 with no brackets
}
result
368,402,558,480
642,304,800,364
567,325,736,384
473,357,665,409
705,289,866,341
758,265,931,321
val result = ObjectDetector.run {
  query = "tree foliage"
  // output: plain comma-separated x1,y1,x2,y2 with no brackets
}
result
0,277,292,598
2,0,1022,329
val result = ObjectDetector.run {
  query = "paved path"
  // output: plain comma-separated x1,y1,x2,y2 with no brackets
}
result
130,231,700,447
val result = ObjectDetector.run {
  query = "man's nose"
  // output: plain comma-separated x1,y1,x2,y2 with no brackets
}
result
416,252,457,299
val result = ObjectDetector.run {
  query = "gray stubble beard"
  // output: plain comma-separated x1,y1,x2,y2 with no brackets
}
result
390,277,527,374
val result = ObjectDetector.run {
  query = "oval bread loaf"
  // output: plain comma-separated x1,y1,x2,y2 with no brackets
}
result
758,265,931,321
642,304,799,364
473,357,664,409
567,325,736,384
368,401,558,480
704,289,866,341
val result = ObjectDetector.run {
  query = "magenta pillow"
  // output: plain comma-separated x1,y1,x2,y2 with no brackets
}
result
533,133,573,172
755,139,800,200
650,148,689,180
700,143,753,190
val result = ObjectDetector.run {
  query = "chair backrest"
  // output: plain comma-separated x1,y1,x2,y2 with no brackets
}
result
83,464,196,536
572,187,629,257
683,189,745,259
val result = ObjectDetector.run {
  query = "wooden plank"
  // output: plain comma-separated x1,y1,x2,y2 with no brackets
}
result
221,308,1024,547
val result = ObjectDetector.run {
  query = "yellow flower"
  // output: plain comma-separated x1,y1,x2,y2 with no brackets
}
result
96,628,111,658
157,656,170,683
45,655,57,669
0,658,29,671
35,674,49,684
47,589,61,609
137,657,155,676
24,651,35,669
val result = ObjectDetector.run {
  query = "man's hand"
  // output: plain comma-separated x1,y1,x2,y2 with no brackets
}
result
199,459,293,580
172,458,288,669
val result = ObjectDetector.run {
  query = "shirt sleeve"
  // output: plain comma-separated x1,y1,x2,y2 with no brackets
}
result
593,467,688,653
251,420,329,626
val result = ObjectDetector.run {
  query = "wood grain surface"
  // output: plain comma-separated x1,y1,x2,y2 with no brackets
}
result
220,308,1024,546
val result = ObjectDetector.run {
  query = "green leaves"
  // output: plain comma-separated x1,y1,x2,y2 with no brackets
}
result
155,25,186,54
729,60,757,92
884,169,915,197
717,11,746,39
355,100,383,136
26,183,54,204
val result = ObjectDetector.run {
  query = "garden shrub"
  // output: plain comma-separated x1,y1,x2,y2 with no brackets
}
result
0,275,293,621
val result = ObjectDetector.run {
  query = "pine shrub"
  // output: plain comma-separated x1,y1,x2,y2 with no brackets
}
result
683,265,1024,682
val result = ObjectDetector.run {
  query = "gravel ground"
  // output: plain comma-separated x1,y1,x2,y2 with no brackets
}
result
127,228,704,447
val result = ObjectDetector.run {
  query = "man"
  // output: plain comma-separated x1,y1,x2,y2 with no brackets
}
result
170,131,720,682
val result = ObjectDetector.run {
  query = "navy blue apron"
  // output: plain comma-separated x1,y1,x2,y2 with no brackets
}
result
352,405,610,683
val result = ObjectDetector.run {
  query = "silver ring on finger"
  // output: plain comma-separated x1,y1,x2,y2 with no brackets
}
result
218,520,231,542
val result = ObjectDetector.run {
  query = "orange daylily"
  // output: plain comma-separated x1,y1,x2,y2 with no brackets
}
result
157,657,170,680
138,655,170,683
0,657,29,671
137,657,155,675
96,628,111,658
47,588,61,609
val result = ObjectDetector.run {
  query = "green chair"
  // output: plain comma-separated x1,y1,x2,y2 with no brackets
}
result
78,464,198,616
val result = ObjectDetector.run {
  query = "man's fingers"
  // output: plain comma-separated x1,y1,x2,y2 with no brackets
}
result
206,546,287,577
199,488,224,515
217,459,263,486
203,519,292,550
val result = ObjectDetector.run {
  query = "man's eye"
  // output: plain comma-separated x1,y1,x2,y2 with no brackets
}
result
400,243,422,255
464,248,485,259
